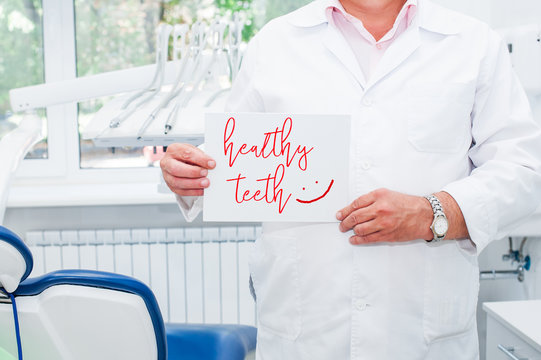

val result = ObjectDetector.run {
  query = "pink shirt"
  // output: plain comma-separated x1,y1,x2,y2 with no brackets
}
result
326,0,417,80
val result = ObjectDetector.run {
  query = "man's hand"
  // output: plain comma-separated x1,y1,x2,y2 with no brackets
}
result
336,188,434,245
160,143,216,197
336,188,470,245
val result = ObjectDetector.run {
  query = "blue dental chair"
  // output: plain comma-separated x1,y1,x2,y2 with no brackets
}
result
0,226,256,360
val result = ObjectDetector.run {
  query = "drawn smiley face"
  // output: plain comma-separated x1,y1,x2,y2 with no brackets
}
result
296,179,335,204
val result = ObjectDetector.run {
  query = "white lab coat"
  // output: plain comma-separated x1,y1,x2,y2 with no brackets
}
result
178,0,541,358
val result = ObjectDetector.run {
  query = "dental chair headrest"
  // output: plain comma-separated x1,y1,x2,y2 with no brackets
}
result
0,226,33,293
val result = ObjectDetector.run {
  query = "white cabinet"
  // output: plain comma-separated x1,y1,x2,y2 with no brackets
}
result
484,301,541,360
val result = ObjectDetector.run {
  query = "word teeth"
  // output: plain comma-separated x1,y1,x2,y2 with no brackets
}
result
226,164,291,214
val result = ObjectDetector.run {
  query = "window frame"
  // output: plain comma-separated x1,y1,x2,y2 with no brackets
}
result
11,0,169,207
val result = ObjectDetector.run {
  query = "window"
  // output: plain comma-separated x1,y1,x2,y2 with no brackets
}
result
0,0,47,159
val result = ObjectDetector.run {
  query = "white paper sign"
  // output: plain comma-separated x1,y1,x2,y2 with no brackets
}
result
203,113,350,222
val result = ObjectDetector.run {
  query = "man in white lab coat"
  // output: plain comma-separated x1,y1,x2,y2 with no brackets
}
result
160,0,541,359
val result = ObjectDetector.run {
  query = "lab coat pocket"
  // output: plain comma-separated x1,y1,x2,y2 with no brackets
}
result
249,234,302,341
405,82,474,153
423,242,479,344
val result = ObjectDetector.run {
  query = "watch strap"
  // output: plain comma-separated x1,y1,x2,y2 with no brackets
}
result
424,194,447,242
425,195,443,215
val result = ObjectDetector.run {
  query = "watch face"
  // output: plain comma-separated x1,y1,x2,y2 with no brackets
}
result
434,216,449,236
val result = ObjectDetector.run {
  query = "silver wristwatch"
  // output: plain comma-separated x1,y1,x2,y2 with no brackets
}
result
424,194,448,242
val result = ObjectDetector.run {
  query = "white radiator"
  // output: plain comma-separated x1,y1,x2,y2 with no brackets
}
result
24,226,260,325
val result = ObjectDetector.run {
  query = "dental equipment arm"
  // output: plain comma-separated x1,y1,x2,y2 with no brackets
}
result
106,24,173,130
227,13,244,82
119,24,172,111
136,24,191,139
165,20,227,134
163,22,210,134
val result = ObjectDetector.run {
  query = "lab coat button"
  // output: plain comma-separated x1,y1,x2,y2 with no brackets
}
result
362,97,374,107
361,160,372,170
354,299,369,311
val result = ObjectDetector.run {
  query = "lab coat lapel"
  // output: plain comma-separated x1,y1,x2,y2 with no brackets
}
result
368,25,420,89
322,24,367,89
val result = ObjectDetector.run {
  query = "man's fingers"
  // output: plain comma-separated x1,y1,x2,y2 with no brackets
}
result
338,208,375,232
160,143,215,196
163,172,210,192
351,220,380,238
162,157,209,178
336,191,377,220
169,176,210,190
350,231,386,245
166,143,215,169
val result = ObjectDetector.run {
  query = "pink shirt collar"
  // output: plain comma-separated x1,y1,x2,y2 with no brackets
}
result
325,0,418,44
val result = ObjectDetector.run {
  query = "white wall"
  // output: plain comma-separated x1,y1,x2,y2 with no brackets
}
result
431,0,541,28
489,0,541,28
431,0,491,24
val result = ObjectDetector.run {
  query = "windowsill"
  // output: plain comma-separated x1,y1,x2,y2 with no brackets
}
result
7,181,177,208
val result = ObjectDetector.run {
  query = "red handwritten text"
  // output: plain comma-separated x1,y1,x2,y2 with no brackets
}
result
222,115,323,215
223,116,314,171
226,164,292,214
